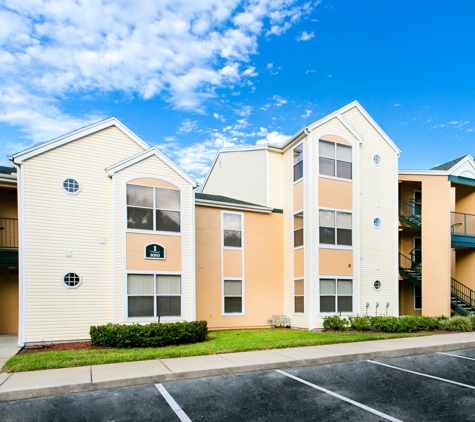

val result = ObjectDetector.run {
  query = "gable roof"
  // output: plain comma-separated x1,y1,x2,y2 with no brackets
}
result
195,192,275,213
431,155,467,170
9,117,150,164
106,147,197,188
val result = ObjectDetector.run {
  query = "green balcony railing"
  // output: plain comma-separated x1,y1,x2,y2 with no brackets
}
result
451,212,475,236
399,200,421,231
0,217,18,248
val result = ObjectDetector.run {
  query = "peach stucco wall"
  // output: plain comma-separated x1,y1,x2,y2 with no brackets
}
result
399,174,451,316
126,233,182,272
319,249,353,276
0,267,18,334
399,279,421,316
318,178,352,211
195,206,284,329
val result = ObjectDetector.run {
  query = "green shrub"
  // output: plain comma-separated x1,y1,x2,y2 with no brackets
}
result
323,315,349,331
90,321,208,348
372,316,400,332
467,314,475,330
444,316,473,332
349,315,373,331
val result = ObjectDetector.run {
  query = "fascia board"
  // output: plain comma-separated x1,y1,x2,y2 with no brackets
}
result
398,170,449,175
306,112,364,145
200,151,221,192
195,198,272,213
106,147,197,188
339,101,402,155
0,175,17,184
448,154,475,174
10,117,150,164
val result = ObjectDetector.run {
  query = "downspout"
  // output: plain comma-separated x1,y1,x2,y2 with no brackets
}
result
304,128,314,331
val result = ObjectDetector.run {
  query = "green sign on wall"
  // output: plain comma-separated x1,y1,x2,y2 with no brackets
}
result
145,244,165,260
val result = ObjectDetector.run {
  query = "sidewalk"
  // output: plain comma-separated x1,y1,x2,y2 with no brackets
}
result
1,332,475,402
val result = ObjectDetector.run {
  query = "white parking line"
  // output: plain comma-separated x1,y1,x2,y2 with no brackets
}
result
438,352,475,362
155,383,192,422
275,369,403,422
367,360,475,390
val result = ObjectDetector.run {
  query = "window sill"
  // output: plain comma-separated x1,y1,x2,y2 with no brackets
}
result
124,317,184,322
319,244,353,251
222,312,245,317
318,175,353,183
294,245,304,250
126,229,182,236
223,246,243,250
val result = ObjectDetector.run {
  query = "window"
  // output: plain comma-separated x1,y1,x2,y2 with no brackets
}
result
63,272,81,288
223,213,242,247
319,140,352,180
127,274,181,318
414,285,422,310
373,217,381,228
294,279,304,313
293,144,303,181
373,154,381,165
373,280,382,291
63,178,80,194
127,185,180,232
224,280,242,313
294,211,304,247
320,278,353,313
319,210,352,246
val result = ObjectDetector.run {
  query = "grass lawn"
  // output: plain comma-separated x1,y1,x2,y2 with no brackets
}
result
2,329,430,373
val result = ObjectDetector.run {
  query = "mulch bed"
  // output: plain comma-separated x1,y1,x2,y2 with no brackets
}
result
18,342,108,355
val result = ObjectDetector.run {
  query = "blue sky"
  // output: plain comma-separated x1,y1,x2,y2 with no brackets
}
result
1,0,474,182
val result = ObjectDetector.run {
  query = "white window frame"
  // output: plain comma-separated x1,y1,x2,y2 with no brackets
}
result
62,178,81,195
62,272,82,289
222,211,243,250
125,271,184,322
319,208,353,249
293,143,304,182
318,277,353,315
318,140,352,181
222,278,244,316
294,278,305,314
294,210,304,249
126,184,182,235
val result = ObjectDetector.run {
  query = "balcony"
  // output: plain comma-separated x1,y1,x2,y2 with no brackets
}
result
0,217,18,265
451,212,475,247
399,200,421,231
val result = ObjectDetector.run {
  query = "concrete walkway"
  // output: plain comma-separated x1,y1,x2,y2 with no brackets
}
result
0,335,20,371
1,332,475,402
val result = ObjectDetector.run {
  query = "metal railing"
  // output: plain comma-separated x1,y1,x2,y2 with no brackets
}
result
0,218,18,248
399,200,422,219
399,252,419,271
451,278,475,310
451,212,475,236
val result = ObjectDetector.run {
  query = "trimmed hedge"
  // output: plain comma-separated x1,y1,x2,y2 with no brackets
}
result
90,321,208,348
323,314,457,333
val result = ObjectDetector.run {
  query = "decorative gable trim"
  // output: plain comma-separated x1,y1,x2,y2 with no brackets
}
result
9,117,150,164
106,147,197,188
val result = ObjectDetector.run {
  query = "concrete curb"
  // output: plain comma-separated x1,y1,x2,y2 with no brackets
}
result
2,339,475,402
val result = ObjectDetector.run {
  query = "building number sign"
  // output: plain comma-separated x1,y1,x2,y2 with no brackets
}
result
145,244,165,260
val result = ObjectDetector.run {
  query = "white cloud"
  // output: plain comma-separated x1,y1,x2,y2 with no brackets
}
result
301,109,312,118
256,127,289,145
178,119,199,133
213,113,225,122
327,74,332,78
0,0,313,142
273,95,287,107
296,31,314,41
234,105,252,117
305,69,316,74
393,103,401,107
467,128,474,133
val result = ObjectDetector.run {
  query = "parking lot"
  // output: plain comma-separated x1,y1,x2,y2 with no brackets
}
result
2,348,475,421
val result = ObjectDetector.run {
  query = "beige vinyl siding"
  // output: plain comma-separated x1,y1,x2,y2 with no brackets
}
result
23,126,145,342
309,117,360,330
114,155,195,324
202,149,268,206
341,107,399,317
268,150,284,209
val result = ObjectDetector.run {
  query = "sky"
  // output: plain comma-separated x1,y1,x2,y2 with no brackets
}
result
1,0,474,183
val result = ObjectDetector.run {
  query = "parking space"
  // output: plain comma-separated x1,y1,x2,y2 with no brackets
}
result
2,348,475,421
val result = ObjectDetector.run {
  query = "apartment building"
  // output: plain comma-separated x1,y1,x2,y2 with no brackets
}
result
0,101,406,345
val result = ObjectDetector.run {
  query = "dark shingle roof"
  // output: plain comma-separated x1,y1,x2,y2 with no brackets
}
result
195,193,263,207
431,156,468,170
0,166,15,175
